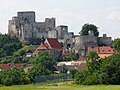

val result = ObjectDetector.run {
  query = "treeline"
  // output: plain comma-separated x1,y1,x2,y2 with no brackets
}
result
0,35,56,86
0,34,23,58
0,34,38,64
75,38,120,85
0,51,56,86
75,52,120,85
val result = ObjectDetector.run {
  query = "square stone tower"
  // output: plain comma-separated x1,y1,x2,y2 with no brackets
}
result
8,11,56,44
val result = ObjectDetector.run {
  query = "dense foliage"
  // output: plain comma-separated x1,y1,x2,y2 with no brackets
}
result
63,52,79,61
0,63,53,86
79,23,99,36
29,63,51,82
86,51,100,72
0,50,56,85
31,51,56,71
0,45,37,64
75,53,120,85
0,34,23,58
0,68,31,86
112,38,120,52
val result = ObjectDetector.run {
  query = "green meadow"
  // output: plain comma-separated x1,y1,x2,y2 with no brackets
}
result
0,84,120,90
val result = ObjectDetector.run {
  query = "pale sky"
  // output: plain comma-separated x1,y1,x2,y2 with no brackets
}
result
0,0,120,39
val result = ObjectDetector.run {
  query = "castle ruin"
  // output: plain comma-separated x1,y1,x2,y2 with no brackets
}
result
8,11,112,57
8,11,55,43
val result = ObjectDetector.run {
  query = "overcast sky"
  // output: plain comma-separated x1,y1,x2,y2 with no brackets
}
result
0,0,120,39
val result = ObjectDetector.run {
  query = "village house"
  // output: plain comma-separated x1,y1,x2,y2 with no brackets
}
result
0,64,31,72
87,46,115,58
26,50,33,57
36,38,63,61
53,60,86,74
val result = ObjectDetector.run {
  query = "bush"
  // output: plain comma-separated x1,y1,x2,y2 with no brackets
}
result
75,70,90,84
75,53,120,85
63,52,79,61
0,68,31,86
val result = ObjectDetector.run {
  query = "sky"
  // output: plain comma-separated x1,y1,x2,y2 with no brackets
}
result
0,0,120,39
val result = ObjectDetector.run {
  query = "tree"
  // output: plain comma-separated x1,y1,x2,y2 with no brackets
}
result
0,34,23,58
86,51,99,72
112,38,120,52
29,64,51,82
63,52,79,61
0,68,30,86
31,51,56,71
100,54,120,84
60,42,64,47
79,23,99,36
75,53,120,85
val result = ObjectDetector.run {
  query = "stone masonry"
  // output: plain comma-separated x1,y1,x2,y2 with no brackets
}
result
8,11,55,43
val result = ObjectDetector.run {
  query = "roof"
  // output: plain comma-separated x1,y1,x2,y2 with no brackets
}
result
26,50,33,53
88,46,115,54
98,54,114,58
37,38,63,51
37,43,49,50
88,46,115,58
0,64,31,70
56,61,87,71
46,38,63,50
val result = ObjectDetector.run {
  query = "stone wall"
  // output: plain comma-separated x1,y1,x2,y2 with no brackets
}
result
98,34,112,46
48,25,68,39
75,35,98,47
8,11,56,43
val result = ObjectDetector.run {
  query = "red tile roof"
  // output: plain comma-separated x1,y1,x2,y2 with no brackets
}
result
88,46,115,58
88,46,115,54
37,38,63,51
0,64,31,70
46,38,63,50
37,43,50,50
98,54,113,58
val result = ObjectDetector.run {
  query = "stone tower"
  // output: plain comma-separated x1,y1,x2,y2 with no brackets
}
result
8,11,56,43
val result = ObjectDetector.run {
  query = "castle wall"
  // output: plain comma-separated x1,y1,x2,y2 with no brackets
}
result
8,20,18,36
48,25,68,39
8,11,56,43
75,35,98,47
18,11,35,23
45,18,56,30
22,24,33,40
98,37,112,46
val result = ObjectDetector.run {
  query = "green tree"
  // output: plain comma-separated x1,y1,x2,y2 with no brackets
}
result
63,52,79,61
100,54,120,84
112,38,120,52
60,42,64,47
75,53,120,85
70,68,78,78
29,64,51,82
31,51,56,71
14,49,26,56
86,51,99,72
79,23,99,36
0,68,30,86
0,34,23,58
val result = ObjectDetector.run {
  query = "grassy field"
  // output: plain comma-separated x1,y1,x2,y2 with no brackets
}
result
0,83,120,90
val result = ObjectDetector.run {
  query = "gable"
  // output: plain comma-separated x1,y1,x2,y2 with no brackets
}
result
45,38,63,50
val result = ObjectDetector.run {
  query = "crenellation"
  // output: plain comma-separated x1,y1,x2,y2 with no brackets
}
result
8,11,56,43
8,11,112,56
